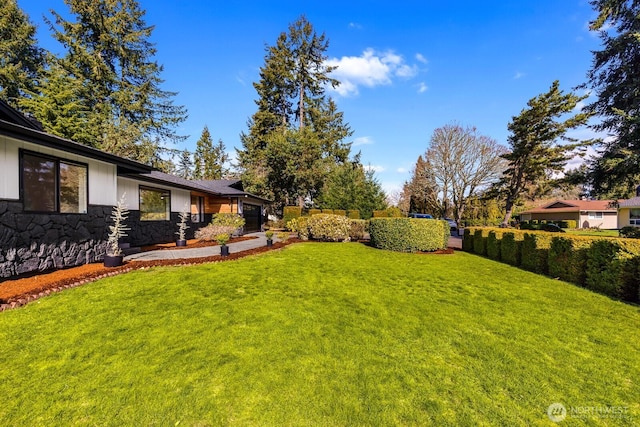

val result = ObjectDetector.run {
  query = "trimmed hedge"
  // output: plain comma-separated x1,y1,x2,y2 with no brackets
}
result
308,208,322,216
463,227,640,302
333,209,347,217
347,210,360,219
283,206,302,225
369,218,449,252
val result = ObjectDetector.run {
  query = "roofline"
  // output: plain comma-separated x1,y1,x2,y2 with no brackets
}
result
0,119,153,173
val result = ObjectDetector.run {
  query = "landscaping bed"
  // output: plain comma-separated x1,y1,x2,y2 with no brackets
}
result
0,238,297,310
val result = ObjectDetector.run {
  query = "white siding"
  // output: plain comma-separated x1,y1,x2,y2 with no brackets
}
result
0,135,20,199
117,176,191,212
0,134,118,204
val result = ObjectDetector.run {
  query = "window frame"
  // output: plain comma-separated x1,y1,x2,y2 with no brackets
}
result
20,149,89,214
139,186,171,221
629,208,640,226
588,211,603,220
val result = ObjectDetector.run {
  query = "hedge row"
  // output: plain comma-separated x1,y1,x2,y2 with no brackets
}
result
283,206,361,222
369,218,450,252
463,227,640,302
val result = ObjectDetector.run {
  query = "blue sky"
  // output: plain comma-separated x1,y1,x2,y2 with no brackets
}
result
20,0,603,195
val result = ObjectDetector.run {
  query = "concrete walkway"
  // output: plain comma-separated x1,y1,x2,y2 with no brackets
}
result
124,232,272,261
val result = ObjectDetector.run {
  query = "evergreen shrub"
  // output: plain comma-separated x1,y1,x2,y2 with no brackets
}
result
347,210,360,219
500,232,521,266
283,206,302,225
369,218,449,252
306,214,351,241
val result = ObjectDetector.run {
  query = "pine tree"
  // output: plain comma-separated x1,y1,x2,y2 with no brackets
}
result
583,0,640,197
41,0,186,155
238,15,352,211
0,0,45,107
496,81,591,226
175,149,193,179
194,126,229,180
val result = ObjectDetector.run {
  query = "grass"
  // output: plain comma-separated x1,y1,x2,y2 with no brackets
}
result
565,229,620,238
0,242,638,426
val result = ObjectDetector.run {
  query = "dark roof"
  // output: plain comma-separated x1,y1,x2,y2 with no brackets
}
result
0,100,43,130
619,197,640,208
194,179,271,201
0,102,152,174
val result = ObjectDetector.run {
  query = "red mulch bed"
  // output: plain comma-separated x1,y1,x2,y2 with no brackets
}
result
0,239,299,311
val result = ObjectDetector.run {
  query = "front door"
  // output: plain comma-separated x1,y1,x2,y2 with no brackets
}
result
243,203,262,233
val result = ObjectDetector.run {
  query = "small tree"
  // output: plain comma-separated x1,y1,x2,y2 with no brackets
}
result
176,204,190,241
106,194,130,256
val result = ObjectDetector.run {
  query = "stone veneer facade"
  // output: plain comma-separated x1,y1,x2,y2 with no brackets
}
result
0,200,199,279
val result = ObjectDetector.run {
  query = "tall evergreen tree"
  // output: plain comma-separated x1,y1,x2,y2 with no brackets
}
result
175,149,193,179
496,81,591,226
0,0,45,107
193,126,229,180
583,0,640,197
40,0,186,158
238,15,351,211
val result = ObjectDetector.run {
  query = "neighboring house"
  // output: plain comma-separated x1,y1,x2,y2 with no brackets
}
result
0,101,268,278
518,200,617,229
617,189,640,228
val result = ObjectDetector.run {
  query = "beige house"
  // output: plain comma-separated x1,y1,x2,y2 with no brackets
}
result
519,200,618,229
617,197,640,228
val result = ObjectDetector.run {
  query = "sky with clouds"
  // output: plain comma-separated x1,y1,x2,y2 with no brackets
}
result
21,0,605,195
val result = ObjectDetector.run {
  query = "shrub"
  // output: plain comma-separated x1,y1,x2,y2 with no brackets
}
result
333,209,347,217
619,226,640,239
195,224,236,241
462,228,474,252
347,210,360,219
373,207,403,218
473,229,487,255
349,219,368,241
287,217,309,240
486,230,502,261
283,206,302,225
211,213,246,235
306,214,352,242
369,218,449,252
548,236,592,285
500,232,521,266
586,239,640,301
565,220,577,229
276,231,290,241
308,208,322,216
520,232,553,274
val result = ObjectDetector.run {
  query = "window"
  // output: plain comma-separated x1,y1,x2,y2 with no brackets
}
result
140,187,170,221
630,209,640,226
588,211,603,220
21,152,88,213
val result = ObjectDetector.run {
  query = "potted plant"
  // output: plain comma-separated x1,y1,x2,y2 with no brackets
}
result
176,204,190,246
105,194,130,267
265,230,274,247
216,233,230,256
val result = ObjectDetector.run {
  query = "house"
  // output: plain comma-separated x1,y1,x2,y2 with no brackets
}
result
617,187,640,228
0,100,268,278
518,199,618,229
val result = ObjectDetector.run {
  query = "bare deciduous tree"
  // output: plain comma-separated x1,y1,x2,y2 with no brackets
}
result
410,123,506,224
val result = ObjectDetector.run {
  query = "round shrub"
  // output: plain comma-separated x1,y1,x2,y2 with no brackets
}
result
369,218,449,252
306,214,352,241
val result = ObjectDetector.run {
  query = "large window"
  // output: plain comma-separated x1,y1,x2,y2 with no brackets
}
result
21,152,88,214
588,211,603,220
140,187,171,221
630,209,640,226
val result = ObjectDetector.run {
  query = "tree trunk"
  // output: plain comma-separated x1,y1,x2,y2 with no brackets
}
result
502,197,515,227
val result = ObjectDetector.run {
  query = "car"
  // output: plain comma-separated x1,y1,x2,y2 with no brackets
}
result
443,218,457,230
408,213,433,219
541,223,565,233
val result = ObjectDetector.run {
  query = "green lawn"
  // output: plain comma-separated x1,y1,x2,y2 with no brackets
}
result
565,229,620,238
0,243,638,426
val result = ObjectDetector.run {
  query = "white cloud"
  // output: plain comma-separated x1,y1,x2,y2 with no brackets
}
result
326,49,420,96
417,82,428,93
415,53,428,64
397,167,408,173
353,136,374,146
513,71,525,80
348,22,363,30
364,164,385,173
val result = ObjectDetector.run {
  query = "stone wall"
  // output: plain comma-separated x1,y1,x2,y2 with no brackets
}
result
0,201,110,278
0,201,205,279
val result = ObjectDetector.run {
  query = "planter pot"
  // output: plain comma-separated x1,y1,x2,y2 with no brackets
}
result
176,239,187,247
266,239,273,247
104,254,123,268
220,245,230,256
